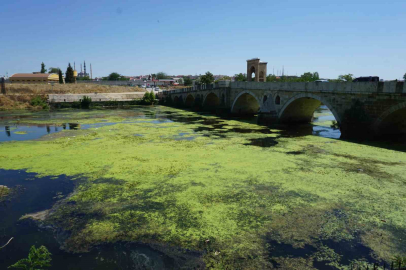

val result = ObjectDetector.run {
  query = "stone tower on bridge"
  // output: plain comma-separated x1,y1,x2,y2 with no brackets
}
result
247,58,267,82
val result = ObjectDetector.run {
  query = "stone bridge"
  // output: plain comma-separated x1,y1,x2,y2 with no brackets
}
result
162,81,406,138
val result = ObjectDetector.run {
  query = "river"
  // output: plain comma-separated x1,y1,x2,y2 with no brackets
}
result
0,106,405,269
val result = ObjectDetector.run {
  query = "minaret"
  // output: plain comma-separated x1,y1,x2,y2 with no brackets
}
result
90,63,93,79
84,61,87,76
80,64,83,73
74,62,76,70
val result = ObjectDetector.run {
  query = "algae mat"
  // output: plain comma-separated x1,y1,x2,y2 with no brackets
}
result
0,106,405,269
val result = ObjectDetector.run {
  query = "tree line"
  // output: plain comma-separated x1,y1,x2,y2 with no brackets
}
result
39,62,406,85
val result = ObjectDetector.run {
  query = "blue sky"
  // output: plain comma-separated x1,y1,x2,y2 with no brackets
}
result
1,0,405,79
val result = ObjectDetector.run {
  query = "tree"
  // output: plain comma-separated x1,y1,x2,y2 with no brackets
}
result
234,73,247,82
76,76,90,81
300,72,315,82
403,73,406,81
107,72,121,81
217,76,231,81
156,72,168,80
149,91,155,101
65,63,74,83
266,74,277,82
338,74,354,82
48,67,60,74
313,72,320,80
183,77,193,86
40,62,46,73
9,245,52,269
200,72,214,84
58,69,63,84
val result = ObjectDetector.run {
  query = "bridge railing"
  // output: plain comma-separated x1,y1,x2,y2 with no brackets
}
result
162,83,217,95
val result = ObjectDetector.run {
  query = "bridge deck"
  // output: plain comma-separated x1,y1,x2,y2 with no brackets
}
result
164,81,406,95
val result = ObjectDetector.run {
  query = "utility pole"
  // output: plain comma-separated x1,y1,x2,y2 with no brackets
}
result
1,77,5,94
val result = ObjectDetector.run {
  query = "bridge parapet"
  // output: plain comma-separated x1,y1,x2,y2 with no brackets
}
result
163,81,405,95
230,81,403,94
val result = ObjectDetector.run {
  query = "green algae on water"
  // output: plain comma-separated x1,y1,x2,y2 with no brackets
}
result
0,107,406,269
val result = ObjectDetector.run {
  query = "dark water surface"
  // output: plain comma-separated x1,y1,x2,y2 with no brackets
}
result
0,170,180,270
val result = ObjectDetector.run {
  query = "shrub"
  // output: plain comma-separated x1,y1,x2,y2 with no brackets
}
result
149,91,155,102
80,96,92,109
9,245,52,269
30,96,49,110
141,91,154,105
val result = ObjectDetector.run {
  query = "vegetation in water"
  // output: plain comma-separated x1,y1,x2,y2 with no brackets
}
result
330,120,340,129
0,185,10,201
0,107,405,269
8,245,52,270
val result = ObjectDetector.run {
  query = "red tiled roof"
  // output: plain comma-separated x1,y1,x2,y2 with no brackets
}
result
11,73,52,78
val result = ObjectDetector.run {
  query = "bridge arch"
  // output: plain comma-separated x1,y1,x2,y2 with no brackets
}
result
249,66,256,82
373,101,406,135
203,92,220,108
278,93,341,124
231,90,261,114
185,94,195,107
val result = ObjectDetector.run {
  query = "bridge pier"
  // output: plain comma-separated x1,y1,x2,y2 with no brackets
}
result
257,112,279,125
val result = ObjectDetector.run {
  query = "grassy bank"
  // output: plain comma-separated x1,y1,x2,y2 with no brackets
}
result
0,108,405,269
0,94,47,110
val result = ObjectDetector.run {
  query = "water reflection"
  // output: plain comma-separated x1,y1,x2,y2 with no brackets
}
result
0,106,340,142
69,123,80,130
0,106,404,151
5,126,10,137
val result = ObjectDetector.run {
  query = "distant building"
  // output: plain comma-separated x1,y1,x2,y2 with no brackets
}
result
77,61,90,78
159,78,183,85
10,73,59,84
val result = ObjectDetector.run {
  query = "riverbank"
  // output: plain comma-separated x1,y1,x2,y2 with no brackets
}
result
0,94,44,110
1,107,405,269
4,83,145,95
0,83,146,110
